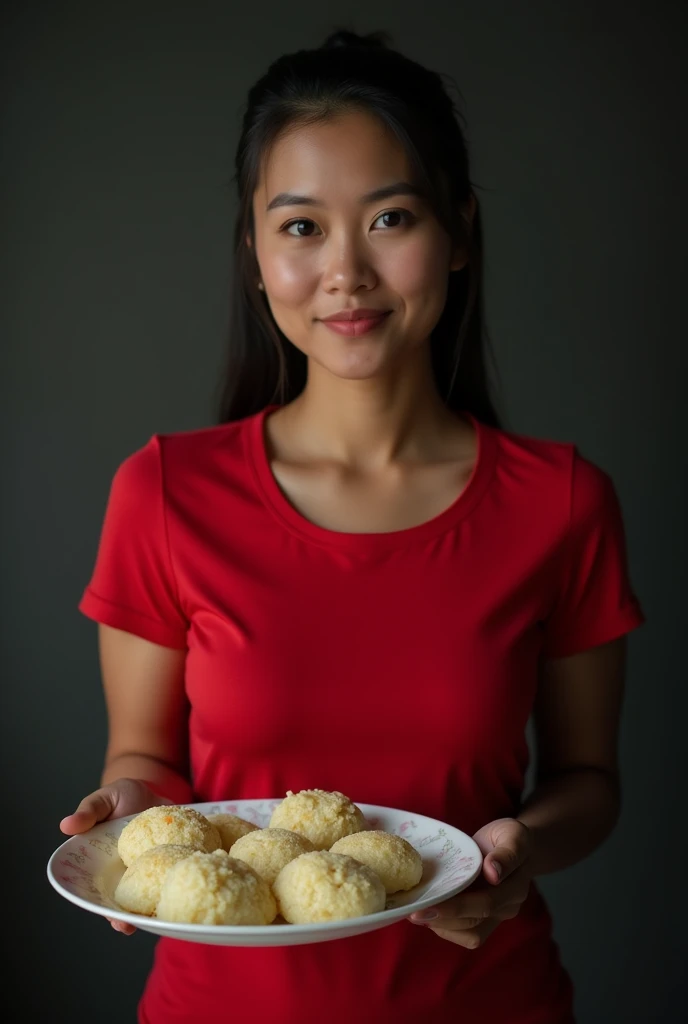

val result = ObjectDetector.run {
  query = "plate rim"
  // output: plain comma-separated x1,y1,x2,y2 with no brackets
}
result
47,800,484,937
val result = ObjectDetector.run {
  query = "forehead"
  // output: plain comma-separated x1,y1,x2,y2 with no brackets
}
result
255,110,415,205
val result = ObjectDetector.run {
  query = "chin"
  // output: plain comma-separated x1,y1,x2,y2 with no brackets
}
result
320,357,392,381
310,341,402,382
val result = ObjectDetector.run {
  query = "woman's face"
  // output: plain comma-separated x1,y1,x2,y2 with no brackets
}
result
250,109,469,382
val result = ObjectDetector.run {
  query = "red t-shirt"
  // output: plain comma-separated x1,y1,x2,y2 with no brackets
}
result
79,407,644,1024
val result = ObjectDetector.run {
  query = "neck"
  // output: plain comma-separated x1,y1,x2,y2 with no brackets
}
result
278,346,466,469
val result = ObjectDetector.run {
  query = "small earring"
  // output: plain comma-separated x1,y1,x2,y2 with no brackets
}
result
257,280,265,291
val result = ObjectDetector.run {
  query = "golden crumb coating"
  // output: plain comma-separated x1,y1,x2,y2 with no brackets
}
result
156,850,277,925
269,790,366,851
273,851,386,924
117,806,222,867
330,831,423,893
229,827,315,885
114,844,197,915
206,813,260,851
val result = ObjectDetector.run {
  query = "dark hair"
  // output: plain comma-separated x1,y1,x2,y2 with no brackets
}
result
217,28,501,427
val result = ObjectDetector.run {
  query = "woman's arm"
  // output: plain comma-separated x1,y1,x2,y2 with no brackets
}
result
518,636,626,875
409,637,629,945
98,623,193,804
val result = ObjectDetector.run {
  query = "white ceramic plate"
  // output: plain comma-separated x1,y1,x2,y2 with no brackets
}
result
47,799,483,946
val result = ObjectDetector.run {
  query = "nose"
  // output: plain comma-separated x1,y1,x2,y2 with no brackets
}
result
320,232,378,294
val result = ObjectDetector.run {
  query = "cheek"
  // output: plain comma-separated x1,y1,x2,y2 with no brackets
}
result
384,236,450,317
263,250,316,307
384,237,448,301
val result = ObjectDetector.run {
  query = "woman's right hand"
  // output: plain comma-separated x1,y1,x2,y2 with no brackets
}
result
60,777,171,935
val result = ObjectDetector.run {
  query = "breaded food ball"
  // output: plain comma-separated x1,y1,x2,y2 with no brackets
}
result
206,812,260,851
269,789,367,851
114,844,197,915
156,850,277,925
229,827,315,885
117,806,222,868
273,851,386,924
330,831,423,894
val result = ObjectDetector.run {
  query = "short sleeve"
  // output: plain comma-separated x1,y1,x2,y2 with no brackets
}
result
542,453,644,659
78,437,189,649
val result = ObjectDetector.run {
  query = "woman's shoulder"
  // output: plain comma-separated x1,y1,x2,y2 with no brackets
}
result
156,416,251,461
111,413,259,492
485,419,615,514
100,411,262,512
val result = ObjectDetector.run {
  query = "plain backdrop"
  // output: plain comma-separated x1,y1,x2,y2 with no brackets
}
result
2,1,686,1021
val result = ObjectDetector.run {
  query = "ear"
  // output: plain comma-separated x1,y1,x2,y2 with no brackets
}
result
449,193,477,272
450,249,468,272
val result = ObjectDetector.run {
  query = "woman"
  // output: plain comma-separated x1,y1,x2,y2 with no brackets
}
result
60,29,644,1024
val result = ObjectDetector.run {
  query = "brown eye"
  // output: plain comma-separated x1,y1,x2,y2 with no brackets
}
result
372,209,413,230
284,219,319,237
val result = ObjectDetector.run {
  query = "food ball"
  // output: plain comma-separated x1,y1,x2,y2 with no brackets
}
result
273,851,386,924
156,850,277,925
269,789,367,851
229,827,315,885
117,805,222,868
114,844,197,915
330,831,423,893
206,812,260,851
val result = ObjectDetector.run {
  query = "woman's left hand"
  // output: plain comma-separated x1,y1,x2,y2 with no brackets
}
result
409,817,533,948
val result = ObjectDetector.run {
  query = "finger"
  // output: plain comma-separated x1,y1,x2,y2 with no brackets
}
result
59,810,97,834
430,917,499,950
408,891,491,925
499,901,523,921
439,899,524,930
60,789,117,834
484,828,530,885
108,918,136,936
409,895,492,927
411,914,487,931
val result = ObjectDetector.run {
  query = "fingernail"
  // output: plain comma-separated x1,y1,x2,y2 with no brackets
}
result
411,909,439,923
491,860,502,880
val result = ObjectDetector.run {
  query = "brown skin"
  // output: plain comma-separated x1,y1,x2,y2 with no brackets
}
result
61,110,627,944
409,638,626,948
250,110,478,535
60,629,190,934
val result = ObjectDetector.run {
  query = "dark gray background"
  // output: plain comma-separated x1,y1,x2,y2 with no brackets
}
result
3,1,686,1020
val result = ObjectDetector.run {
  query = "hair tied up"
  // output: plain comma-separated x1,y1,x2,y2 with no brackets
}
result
320,29,391,51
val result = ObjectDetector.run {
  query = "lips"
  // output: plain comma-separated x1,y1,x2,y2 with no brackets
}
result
321,308,392,322
319,311,392,337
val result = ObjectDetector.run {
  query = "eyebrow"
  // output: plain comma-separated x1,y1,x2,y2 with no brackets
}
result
265,181,425,212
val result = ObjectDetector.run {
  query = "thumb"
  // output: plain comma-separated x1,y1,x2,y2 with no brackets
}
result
483,821,530,885
59,788,117,834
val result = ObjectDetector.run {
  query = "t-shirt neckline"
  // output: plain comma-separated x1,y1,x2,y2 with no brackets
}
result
246,404,497,551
